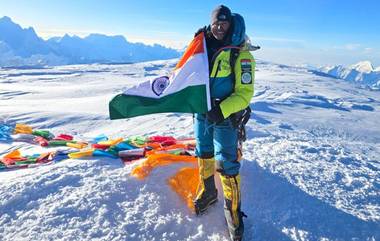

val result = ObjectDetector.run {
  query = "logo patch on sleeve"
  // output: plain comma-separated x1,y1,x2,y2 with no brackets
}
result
241,72,252,84
240,59,252,84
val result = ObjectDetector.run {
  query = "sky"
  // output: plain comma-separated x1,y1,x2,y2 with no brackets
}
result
1,0,380,67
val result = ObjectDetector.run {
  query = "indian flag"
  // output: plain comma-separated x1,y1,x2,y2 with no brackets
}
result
109,32,211,120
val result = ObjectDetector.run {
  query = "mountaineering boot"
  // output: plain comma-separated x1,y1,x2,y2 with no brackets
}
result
220,174,246,241
193,157,218,215
194,175,218,214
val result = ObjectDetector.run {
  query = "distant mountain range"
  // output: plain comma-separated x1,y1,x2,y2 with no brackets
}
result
0,16,180,67
320,61,380,90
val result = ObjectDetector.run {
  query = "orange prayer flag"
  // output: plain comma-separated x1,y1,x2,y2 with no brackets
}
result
4,149,22,159
131,153,197,180
1,149,24,165
167,167,200,211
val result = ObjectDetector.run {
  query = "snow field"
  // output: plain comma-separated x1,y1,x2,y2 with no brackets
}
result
1,59,379,240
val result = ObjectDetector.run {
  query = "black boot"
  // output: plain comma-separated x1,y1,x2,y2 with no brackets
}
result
194,175,218,215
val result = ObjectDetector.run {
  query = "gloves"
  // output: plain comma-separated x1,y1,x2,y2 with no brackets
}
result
194,26,208,37
206,105,224,123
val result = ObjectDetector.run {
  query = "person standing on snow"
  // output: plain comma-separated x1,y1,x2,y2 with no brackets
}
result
192,5,255,241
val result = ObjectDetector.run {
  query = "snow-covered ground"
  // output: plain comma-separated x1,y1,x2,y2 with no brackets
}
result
0,59,379,241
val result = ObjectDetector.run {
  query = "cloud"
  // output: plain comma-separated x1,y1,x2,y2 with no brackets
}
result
332,43,368,51
363,47,374,53
330,44,378,56
344,43,361,50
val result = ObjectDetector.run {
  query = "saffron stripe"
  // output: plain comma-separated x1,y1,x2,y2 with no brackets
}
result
174,32,205,70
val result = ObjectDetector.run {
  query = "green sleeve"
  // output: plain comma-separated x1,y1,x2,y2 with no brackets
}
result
219,51,255,118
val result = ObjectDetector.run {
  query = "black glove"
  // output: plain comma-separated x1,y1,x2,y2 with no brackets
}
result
206,105,224,123
194,26,207,37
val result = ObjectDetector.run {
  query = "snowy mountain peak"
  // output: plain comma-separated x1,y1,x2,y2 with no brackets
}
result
0,16,180,67
0,16,33,36
0,16,13,23
0,16,23,32
320,61,380,90
84,34,128,46
321,65,344,75
350,61,374,73
0,16,49,58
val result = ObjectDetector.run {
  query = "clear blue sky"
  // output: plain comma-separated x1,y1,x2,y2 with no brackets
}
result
1,0,380,67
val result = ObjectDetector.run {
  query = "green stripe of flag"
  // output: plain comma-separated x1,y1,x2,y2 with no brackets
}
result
109,85,208,119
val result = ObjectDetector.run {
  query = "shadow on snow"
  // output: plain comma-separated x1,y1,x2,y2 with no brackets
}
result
241,160,379,241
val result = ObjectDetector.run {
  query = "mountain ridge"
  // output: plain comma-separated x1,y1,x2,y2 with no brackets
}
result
320,61,380,90
0,16,180,67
